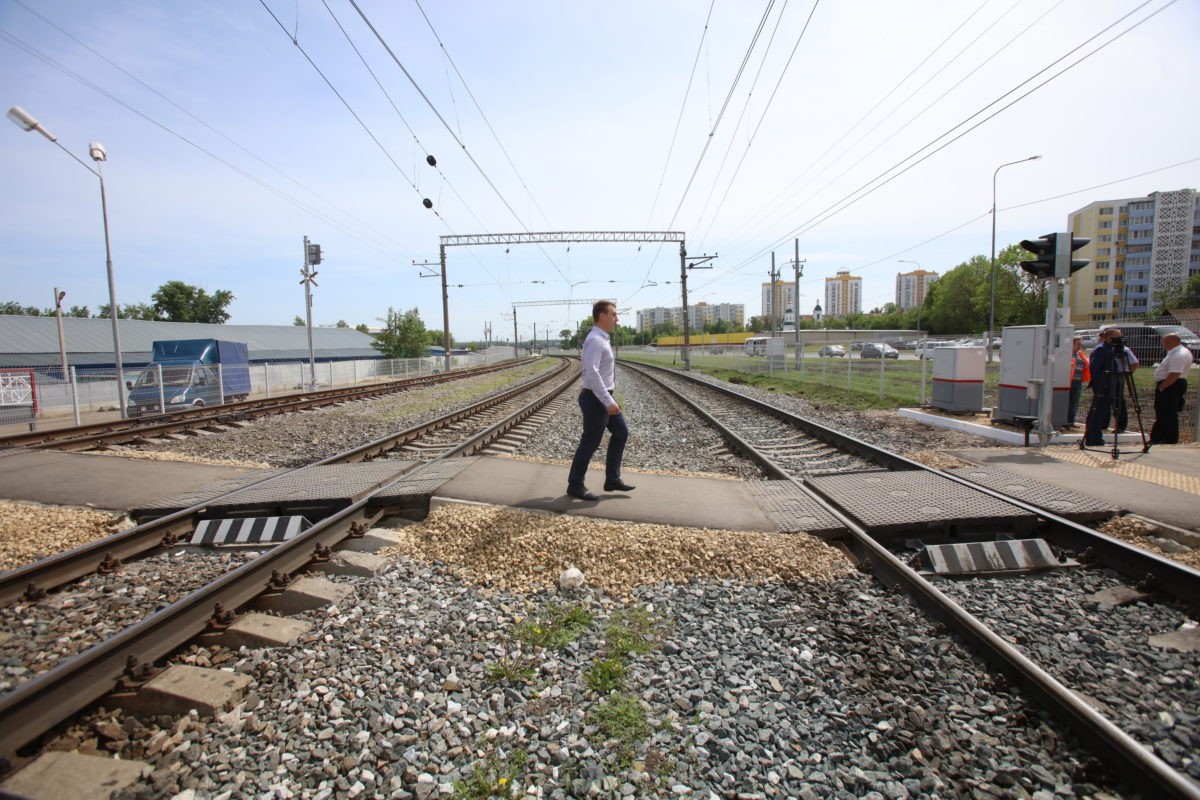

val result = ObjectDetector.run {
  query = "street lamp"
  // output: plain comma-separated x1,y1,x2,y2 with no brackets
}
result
8,106,128,417
897,259,922,334
988,154,1041,362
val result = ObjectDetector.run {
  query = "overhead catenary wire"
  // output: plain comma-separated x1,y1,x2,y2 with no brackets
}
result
701,0,1177,291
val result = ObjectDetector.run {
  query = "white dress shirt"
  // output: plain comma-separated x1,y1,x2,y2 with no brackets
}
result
1154,344,1195,381
580,325,616,408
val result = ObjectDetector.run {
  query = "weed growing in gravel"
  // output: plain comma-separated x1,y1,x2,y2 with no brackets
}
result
603,605,668,658
584,656,627,694
452,749,528,799
484,655,537,684
588,692,651,756
513,601,594,649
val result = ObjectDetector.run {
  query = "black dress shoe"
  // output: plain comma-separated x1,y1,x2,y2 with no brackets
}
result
603,480,636,492
566,486,599,501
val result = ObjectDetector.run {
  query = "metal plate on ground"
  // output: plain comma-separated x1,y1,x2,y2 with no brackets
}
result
134,462,421,518
945,464,1121,523
745,480,847,537
915,538,1076,576
807,470,1037,539
191,515,312,546
373,457,480,499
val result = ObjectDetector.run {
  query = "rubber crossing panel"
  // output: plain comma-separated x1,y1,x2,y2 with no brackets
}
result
806,470,1037,539
944,463,1121,524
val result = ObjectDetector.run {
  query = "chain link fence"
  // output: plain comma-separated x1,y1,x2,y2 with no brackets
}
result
0,350,510,434
629,332,1198,443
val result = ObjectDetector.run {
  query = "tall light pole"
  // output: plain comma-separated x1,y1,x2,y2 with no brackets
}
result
8,106,128,417
897,259,922,334
988,155,1041,361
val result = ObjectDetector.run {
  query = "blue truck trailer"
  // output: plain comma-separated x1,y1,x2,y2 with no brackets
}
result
126,339,251,417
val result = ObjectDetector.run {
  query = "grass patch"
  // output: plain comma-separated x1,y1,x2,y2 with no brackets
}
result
589,692,651,751
452,749,528,799
584,657,627,694
484,655,537,684
603,606,668,658
513,601,594,650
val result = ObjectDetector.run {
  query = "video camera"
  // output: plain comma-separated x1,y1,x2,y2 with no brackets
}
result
1110,335,1125,356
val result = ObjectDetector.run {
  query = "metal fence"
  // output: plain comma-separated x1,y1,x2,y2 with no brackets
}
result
631,335,1199,443
0,351,507,434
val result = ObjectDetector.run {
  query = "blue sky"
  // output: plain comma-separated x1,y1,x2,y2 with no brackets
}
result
2,0,1197,342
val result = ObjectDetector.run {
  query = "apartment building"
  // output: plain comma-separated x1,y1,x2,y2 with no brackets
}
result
824,271,862,317
635,302,744,333
1067,188,1200,322
760,281,799,325
895,269,938,311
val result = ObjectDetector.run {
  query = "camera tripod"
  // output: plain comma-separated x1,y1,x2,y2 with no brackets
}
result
1079,351,1150,458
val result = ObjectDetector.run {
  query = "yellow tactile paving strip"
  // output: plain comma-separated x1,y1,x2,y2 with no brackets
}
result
1043,447,1200,496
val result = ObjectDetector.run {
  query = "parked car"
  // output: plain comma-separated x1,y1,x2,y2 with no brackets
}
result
817,345,846,358
915,340,955,359
860,342,899,359
850,341,865,351
1075,328,1101,349
1116,324,1200,363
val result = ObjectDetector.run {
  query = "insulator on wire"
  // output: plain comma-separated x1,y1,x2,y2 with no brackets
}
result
426,155,437,167
423,198,433,209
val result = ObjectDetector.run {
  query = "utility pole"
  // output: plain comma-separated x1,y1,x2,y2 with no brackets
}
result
791,239,805,365
680,248,716,370
511,307,519,359
768,255,780,337
301,236,321,390
415,254,451,372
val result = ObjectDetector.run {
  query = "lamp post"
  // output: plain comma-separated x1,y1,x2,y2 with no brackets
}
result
897,259,922,334
988,155,1041,362
8,106,128,418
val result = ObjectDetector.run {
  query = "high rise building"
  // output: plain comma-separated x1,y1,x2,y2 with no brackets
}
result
635,302,743,333
760,281,798,325
824,271,862,317
1067,188,1200,322
895,269,938,311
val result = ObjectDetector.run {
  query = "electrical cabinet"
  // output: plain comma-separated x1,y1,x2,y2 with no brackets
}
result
931,346,985,412
994,324,1072,425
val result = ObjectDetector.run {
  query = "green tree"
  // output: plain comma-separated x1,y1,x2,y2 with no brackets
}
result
355,323,370,334
746,315,770,333
424,328,454,348
922,245,1043,335
372,307,429,358
151,281,234,323
0,301,42,315
1153,274,1200,313
97,302,159,320
336,320,349,328
294,316,305,326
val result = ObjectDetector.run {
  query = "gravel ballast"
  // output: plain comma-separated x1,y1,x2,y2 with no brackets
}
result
46,505,1127,799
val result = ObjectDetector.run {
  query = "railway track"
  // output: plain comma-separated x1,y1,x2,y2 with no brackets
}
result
0,358,580,767
1,356,1196,796
0,358,531,452
624,360,1200,798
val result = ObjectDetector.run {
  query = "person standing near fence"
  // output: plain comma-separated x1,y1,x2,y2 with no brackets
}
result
566,300,634,501
1066,336,1090,428
1149,333,1194,445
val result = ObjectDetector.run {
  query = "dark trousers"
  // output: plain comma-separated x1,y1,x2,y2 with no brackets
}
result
1067,380,1083,424
568,390,628,489
1150,379,1187,444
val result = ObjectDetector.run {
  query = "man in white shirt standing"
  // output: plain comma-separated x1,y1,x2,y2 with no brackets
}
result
567,299,634,501
1149,333,1195,445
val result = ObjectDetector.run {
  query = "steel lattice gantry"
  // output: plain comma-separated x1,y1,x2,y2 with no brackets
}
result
433,230,704,368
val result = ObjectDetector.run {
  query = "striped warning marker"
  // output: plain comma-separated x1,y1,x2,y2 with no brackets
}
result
190,516,312,546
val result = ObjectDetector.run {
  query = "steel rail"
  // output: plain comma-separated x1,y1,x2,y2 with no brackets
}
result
0,359,574,606
626,361,1200,606
0,359,529,450
627,359,1200,799
0,358,582,763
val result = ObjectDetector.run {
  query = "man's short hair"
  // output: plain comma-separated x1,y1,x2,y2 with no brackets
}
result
592,300,615,321
1164,333,1181,345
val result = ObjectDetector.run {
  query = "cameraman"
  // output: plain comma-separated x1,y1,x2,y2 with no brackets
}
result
1149,333,1195,444
1084,327,1125,446
1109,330,1138,433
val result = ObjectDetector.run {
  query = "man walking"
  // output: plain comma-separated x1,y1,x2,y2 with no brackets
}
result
566,300,634,501
1149,333,1194,445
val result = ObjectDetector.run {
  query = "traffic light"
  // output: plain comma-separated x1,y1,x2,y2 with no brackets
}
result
306,243,322,265
1020,232,1090,280
1056,234,1090,279
1020,234,1057,279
